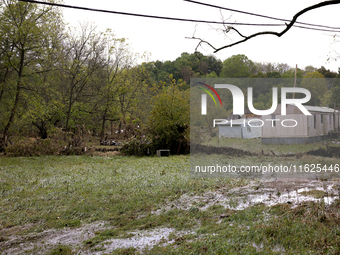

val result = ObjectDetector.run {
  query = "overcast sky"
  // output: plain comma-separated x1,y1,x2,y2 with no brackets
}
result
61,0,340,72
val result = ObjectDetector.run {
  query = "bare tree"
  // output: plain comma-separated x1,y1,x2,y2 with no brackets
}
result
187,0,340,53
329,34,340,62
95,31,135,140
61,23,105,131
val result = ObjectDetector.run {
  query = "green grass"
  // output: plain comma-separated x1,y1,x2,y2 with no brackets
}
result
1,153,340,254
0,155,243,232
299,189,329,199
142,202,340,255
48,245,74,255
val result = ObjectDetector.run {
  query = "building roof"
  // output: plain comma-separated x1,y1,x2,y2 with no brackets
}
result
304,105,339,113
270,104,339,115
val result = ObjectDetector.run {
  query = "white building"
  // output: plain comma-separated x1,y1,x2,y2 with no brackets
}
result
218,118,262,139
261,104,340,144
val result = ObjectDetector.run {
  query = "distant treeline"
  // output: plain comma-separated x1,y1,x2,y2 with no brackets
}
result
0,1,339,152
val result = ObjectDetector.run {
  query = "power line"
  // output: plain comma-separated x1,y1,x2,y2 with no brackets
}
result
16,0,340,33
294,24,340,33
184,0,340,30
17,0,284,26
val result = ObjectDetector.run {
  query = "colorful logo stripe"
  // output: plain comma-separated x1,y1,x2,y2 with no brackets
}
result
198,87,217,105
198,82,222,106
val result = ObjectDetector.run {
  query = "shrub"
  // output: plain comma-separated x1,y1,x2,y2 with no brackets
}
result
4,138,88,157
121,136,154,156
147,84,190,155
5,138,66,157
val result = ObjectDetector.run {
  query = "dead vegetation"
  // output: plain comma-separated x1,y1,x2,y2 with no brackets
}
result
0,124,127,157
279,200,340,226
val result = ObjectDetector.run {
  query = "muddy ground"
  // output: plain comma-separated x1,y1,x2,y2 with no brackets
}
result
1,178,339,254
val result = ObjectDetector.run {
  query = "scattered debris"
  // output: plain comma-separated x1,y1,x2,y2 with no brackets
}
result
100,140,121,146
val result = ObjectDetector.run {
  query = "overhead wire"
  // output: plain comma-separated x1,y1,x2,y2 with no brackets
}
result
17,0,340,33
17,0,284,26
184,0,340,30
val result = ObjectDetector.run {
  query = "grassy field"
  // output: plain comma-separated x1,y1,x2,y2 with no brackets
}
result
1,149,340,254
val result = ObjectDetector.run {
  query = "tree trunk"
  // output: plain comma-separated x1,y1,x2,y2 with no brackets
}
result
100,107,108,140
100,118,106,140
0,67,9,106
65,84,74,132
3,49,25,139
3,84,21,140
33,121,48,139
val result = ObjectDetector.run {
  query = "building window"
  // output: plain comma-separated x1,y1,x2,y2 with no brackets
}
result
330,115,332,125
247,126,251,132
314,115,316,129
321,115,323,124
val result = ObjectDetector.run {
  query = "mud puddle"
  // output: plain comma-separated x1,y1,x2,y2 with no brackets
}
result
0,221,108,254
153,178,340,214
2,178,339,254
90,228,194,254
1,222,194,254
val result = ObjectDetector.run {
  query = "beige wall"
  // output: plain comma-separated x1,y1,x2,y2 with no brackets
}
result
262,112,340,138
335,114,340,131
261,114,308,138
307,114,333,137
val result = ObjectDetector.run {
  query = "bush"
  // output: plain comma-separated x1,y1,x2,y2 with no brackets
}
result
147,85,190,155
4,138,88,157
121,136,154,156
5,138,66,157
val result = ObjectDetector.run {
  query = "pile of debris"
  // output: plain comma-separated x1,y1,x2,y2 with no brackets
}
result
100,139,121,146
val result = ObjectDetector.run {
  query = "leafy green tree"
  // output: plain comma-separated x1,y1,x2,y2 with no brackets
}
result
304,65,317,75
276,63,292,74
220,54,255,78
281,68,303,78
266,71,281,78
115,66,148,138
161,61,176,77
254,62,291,75
321,68,340,107
300,71,327,106
205,55,223,76
317,66,337,78
148,81,189,154
22,95,64,139
89,31,135,139
254,62,276,74
173,53,199,83
206,71,218,78
0,0,63,140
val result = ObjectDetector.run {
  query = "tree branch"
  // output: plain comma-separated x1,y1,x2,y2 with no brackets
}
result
189,0,340,53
